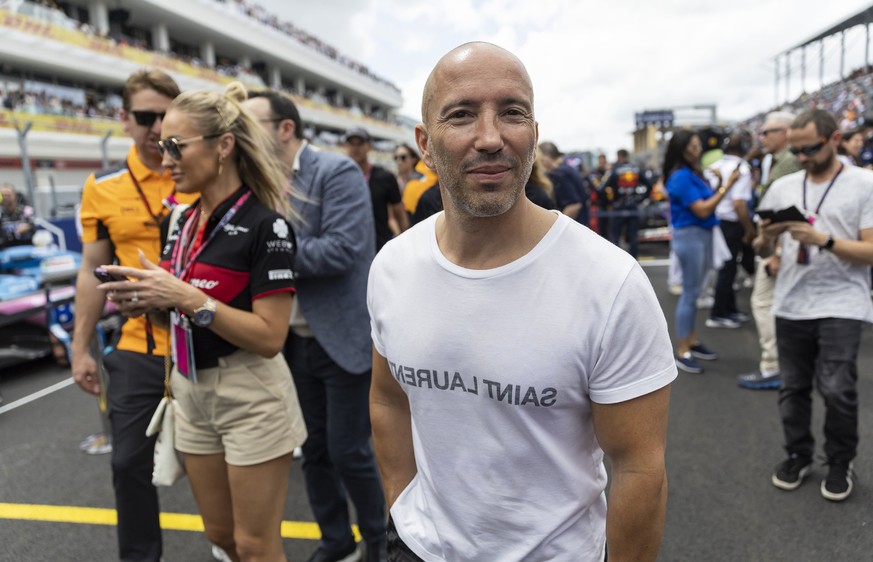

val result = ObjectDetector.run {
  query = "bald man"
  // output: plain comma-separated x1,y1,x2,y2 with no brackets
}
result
368,42,676,562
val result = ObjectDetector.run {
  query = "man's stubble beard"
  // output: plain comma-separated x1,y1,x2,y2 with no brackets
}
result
430,144,535,219
803,150,836,176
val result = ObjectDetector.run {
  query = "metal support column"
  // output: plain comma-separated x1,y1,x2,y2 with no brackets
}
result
15,122,37,216
774,55,780,107
786,50,791,101
866,23,870,72
100,131,113,169
841,30,846,79
801,46,806,93
820,40,825,89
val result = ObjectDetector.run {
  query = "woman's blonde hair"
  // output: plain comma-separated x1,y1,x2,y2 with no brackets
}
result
168,81,299,221
529,149,554,199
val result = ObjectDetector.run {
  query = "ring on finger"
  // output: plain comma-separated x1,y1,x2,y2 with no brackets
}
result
131,290,139,303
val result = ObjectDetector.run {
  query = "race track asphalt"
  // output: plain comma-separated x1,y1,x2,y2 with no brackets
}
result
1,243,871,561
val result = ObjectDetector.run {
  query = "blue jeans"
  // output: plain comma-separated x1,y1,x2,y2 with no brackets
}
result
775,317,862,462
285,334,386,552
671,226,713,340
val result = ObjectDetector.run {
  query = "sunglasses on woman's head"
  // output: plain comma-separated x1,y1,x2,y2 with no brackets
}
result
157,133,224,160
131,110,166,127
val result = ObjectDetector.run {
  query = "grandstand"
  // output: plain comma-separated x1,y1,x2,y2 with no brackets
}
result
628,5,873,172
0,0,410,215
756,4,873,131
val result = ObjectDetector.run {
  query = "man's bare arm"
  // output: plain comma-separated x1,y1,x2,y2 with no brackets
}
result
592,386,671,562
71,239,113,395
784,224,873,266
753,219,784,257
370,348,417,510
389,202,410,235
733,200,756,242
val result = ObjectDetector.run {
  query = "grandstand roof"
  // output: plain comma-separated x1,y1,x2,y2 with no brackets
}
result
787,4,873,52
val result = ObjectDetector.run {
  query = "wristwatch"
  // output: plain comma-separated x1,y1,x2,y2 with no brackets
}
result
820,235,835,251
191,297,217,327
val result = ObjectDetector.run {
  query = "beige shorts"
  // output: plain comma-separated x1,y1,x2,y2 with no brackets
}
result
170,349,307,466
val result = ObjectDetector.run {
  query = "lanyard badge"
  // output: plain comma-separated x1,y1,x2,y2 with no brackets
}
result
168,188,251,381
170,311,197,383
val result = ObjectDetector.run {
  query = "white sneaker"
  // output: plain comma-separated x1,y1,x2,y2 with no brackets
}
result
705,316,741,329
212,544,233,562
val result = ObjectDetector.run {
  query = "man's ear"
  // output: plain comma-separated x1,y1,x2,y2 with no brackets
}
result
415,124,435,171
279,119,296,143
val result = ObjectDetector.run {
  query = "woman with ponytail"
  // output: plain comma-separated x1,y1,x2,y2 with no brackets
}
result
98,82,306,562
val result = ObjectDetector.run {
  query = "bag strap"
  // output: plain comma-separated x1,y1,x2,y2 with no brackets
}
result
164,353,173,399
161,202,189,401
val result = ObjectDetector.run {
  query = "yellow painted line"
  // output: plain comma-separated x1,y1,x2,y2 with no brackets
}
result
0,503,360,540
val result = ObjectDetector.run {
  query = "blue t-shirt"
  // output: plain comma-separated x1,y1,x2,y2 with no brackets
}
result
666,167,718,229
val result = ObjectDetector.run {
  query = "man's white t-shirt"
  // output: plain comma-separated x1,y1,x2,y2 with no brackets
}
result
758,165,873,322
705,154,752,222
368,212,677,562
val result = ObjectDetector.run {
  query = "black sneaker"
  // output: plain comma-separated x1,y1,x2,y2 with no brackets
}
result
306,542,361,562
821,461,854,501
689,343,718,361
772,455,813,491
730,311,751,323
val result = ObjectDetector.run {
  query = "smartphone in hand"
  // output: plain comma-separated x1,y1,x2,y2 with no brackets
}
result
93,266,125,284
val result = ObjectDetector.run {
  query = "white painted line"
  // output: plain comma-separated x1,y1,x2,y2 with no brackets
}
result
638,259,670,267
0,378,75,415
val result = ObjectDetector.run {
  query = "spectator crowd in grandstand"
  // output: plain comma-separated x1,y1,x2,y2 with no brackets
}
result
743,66,873,134
2,0,401,131
1,86,120,120
214,0,400,93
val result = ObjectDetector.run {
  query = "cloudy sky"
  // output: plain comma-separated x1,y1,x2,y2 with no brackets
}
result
260,0,873,154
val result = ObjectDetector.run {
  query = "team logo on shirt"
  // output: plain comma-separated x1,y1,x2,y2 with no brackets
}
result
266,239,294,253
273,219,289,239
190,278,219,289
268,269,294,280
223,224,250,236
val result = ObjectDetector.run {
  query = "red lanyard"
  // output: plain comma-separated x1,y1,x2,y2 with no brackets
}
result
171,189,251,282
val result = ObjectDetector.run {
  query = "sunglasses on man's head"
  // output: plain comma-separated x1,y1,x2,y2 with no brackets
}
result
131,110,166,127
789,138,829,156
157,133,224,161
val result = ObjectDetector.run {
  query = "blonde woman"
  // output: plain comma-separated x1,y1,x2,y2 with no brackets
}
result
98,82,306,562
526,150,557,209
